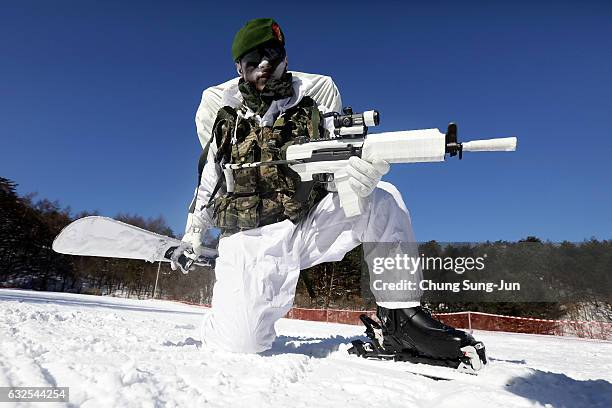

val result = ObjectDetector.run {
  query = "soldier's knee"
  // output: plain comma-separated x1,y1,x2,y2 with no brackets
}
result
227,335,271,354
371,181,409,215
203,316,275,354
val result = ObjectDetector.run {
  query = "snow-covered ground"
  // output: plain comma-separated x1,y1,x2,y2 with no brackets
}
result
1,289,611,408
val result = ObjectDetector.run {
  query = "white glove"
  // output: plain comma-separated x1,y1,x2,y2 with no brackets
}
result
170,232,204,274
170,212,211,274
346,156,390,197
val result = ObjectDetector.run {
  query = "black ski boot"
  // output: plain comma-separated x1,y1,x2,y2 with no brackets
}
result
348,306,487,373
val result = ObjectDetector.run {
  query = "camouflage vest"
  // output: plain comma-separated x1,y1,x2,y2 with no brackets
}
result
211,96,327,232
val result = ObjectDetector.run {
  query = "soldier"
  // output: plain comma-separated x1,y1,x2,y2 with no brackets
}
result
171,18,486,371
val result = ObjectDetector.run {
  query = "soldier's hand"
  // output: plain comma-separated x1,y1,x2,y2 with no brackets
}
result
170,242,198,274
346,156,390,197
170,231,206,274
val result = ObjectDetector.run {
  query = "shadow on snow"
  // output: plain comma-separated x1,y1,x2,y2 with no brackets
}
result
506,370,612,408
263,334,363,358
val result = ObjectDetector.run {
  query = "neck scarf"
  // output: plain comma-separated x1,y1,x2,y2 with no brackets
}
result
238,72,294,116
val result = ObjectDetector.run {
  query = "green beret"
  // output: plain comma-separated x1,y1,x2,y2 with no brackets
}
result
232,18,285,61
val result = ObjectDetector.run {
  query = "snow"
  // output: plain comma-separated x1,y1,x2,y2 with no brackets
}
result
1,289,611,408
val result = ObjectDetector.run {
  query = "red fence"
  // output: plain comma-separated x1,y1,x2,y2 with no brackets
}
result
284,308,612,341
286,307,375,325
434,311,612,341
171,299,612,341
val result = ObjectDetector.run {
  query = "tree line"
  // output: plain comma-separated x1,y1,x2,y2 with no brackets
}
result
1,176,610,322
0,177,214,303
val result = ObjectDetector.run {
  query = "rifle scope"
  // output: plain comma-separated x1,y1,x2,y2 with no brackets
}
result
324,107,380,138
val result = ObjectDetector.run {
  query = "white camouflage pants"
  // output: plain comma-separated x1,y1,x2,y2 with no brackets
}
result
200,181,420,353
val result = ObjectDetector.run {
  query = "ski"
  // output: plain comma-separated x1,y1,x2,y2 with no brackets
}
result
52,216,217,269
345,343,493,382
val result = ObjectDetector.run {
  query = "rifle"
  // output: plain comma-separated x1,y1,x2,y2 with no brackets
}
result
224,107,517,217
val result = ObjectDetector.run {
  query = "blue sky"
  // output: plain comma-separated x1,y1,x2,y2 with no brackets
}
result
1,0,610,242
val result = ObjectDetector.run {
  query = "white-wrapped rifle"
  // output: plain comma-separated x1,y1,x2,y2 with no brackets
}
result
223,108,517,217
